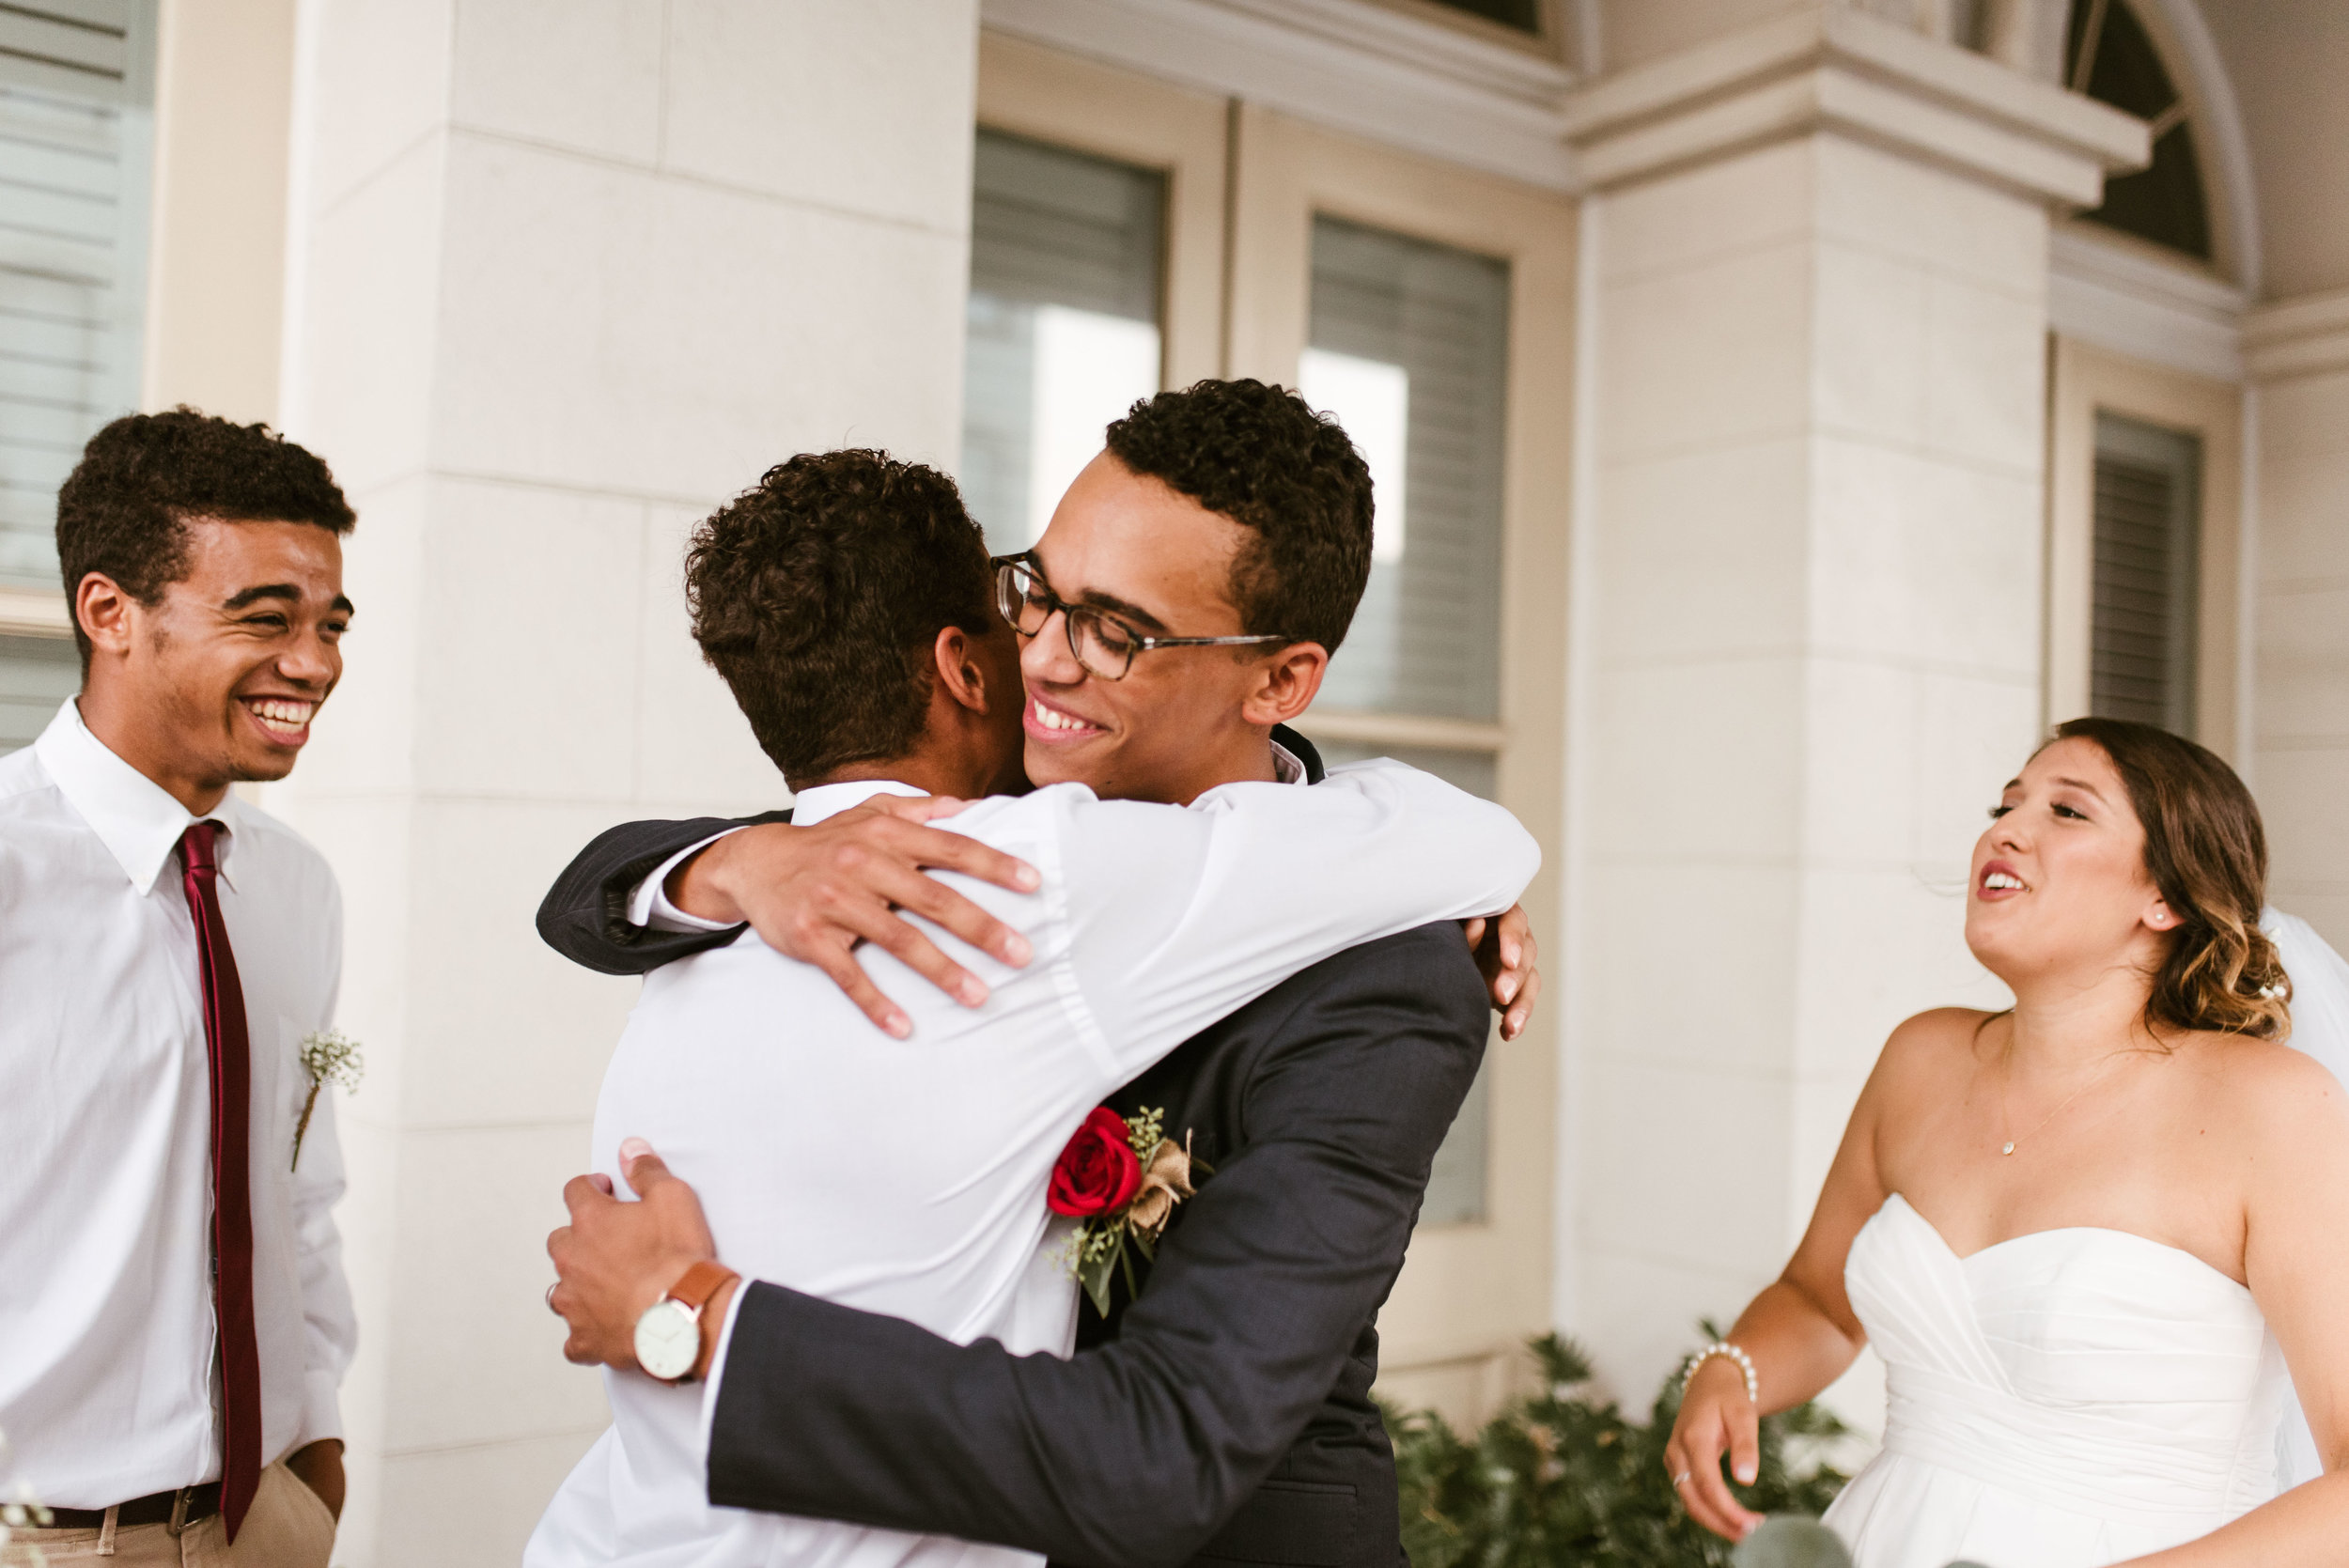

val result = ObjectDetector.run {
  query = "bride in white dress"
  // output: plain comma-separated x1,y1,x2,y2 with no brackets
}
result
1664,718,2349,1567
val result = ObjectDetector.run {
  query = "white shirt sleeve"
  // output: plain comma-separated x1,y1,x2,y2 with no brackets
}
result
1051,759,1539,1077
291,877,359,1447
627,829,747,934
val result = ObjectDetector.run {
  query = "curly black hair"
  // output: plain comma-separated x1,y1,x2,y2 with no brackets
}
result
55,407,355,670
686,449,993,787
1104,379,1375,653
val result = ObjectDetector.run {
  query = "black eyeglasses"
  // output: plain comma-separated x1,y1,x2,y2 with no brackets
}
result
992,553,1291,683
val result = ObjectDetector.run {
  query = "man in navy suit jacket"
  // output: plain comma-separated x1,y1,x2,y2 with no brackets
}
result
542,380,1540,1568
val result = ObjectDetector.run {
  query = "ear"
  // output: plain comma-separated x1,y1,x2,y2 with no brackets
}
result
75,572,137,659
1238,641,1330,729
932,624,988,715
2144,894,2179,933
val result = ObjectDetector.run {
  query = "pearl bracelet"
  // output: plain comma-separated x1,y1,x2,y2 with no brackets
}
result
1681,1340,1759,1405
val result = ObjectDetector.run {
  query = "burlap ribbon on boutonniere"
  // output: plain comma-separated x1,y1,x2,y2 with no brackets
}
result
1048,1106,1210,1314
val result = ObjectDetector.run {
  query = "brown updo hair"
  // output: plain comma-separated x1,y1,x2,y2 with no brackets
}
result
2051,718,2291,1040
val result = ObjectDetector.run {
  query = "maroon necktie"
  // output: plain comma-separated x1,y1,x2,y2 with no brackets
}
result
180,822,262,1543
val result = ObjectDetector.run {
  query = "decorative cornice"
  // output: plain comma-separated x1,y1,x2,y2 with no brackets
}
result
981,0,1578,191
2245,287,2349,383
2048,224,2244,382
1559,6,2146,204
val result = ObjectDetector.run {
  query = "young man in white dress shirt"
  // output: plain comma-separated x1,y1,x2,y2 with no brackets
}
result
0,411,359,1565
524,444,1538,1568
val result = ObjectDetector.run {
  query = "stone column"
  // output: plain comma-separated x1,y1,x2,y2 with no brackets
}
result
269,3,978,1561
2247,290,2349,951
1558,7,2143,1423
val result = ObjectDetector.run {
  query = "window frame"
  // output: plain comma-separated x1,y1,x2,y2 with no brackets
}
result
1227,101,1575,1412
972,31,1225,396
2046,334,2245,758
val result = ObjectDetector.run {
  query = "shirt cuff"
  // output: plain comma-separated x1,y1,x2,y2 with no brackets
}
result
696,1280,751,1468
298,1367,344,1450
627,830,747,933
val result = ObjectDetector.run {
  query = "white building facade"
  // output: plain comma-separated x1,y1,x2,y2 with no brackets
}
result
1,2,2345,1562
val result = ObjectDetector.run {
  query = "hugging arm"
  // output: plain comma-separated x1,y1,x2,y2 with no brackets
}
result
705,926,1487,1568
534,813,784,976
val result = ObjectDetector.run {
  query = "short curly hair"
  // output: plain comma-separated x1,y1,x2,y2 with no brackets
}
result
56,407,355,670
686,449,993,787
1103,379,1374,652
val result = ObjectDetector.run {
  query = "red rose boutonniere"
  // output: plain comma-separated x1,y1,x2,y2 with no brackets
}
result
1049,1106,1206,1313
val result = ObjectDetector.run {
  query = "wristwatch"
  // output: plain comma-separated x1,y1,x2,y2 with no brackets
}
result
632,1260,740,1383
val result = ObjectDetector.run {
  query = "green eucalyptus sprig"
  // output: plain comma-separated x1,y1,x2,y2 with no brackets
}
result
0,1423,54,1568
292,1030,364,1172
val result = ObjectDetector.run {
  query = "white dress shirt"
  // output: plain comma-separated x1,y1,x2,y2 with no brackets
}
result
0,701,356,1506
525,761,1539,1568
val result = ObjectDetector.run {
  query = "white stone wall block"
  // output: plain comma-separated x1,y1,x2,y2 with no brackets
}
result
284,132,447,498
398,800,640,1126
1599,241,1812,464
1812,243,1930,448
1797,657,1923,865
1597,439,1811,661
413,479,647,798
2258,749,2349,904
1592,659,1807,861
1922,272,2047,474
377,1124,613,1454
1581,1054,1795,1272
1598,138,1814,287
451,0,665,164
297,0,459,216
1790,867,2003,1080
1810,440,2041,672
1912,668,2043,858
1813,134,2048,293
1584,861,1801,1074
429,136,968,499
2258,591,2349,742
661,0,979,230
632,502,792,811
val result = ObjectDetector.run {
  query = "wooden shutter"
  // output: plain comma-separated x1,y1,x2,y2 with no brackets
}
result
2089,412,2201,734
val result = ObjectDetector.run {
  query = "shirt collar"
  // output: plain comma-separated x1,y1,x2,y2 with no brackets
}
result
789,779,930,829
1269,738,1307,785
32,700,241,894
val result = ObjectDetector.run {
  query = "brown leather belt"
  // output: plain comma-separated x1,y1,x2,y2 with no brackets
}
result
43,1483,221,1532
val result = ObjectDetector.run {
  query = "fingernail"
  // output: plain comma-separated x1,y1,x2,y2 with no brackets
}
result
958,977,988,1006
1499,974,1520,1005
1015,863,1040,891
618,1137,651,1163
885,1011,910,1039
1003,932,1032,966
1504,941,1519,967
1736,1464,1756,1483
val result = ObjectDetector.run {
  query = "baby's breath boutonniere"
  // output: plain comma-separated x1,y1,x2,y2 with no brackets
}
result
293,1030,364,1172
1048,1106,1207,1315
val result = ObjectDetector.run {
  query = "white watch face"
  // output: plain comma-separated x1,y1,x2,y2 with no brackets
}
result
634,1299,699,1382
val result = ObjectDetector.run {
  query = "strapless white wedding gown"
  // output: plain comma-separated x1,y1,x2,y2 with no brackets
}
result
1822,1194,2286,1568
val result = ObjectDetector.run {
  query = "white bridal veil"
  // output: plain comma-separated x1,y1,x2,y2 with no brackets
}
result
2265,908,2349,1490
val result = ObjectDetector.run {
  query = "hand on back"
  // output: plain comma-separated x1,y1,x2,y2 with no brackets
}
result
672,795,1041,1037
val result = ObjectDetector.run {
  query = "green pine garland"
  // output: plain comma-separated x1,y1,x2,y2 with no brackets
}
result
1387,1330,1852,1568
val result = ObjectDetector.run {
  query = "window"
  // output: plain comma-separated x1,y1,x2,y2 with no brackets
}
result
0,629,73,752
2089,414,2200,734
2064,0,2211,263
962,130,1164,556
2046,338,2241,756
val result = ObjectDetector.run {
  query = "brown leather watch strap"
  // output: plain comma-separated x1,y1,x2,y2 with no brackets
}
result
666,1259,739,1313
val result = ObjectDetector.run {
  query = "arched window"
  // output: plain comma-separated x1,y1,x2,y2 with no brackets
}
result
2064,0,2213,262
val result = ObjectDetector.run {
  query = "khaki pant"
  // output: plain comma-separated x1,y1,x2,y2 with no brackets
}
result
14,1464,335,1568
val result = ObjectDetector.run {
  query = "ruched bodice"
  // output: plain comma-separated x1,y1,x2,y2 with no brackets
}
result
1823,1194,2285,1568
